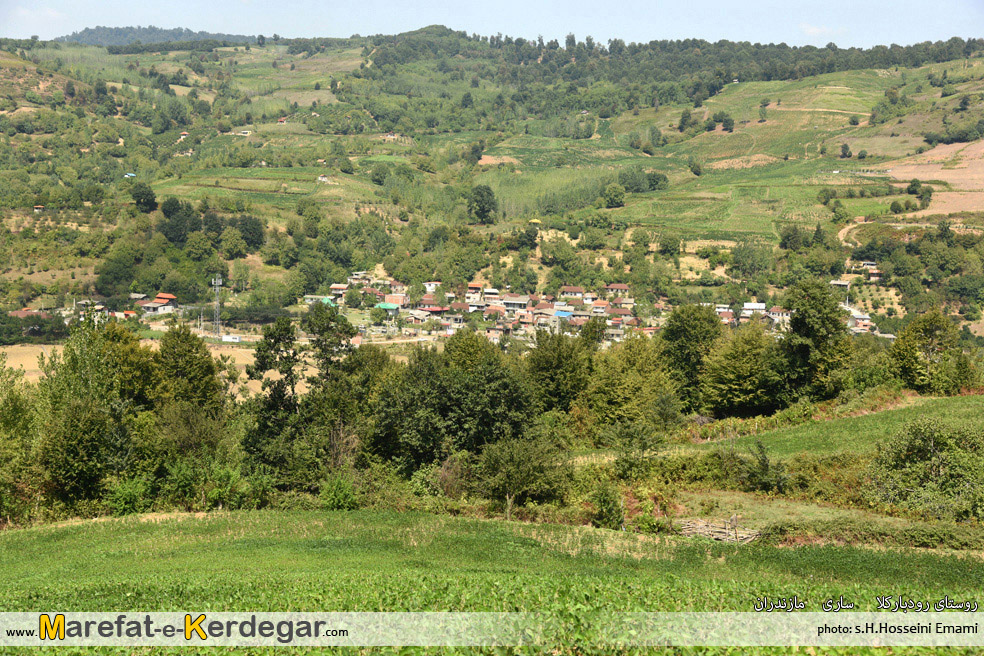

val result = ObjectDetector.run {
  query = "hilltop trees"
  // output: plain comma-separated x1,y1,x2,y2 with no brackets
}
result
478,437,570,520
526,331,593,413
370,330,530,473
157,324,223,410
22,319,235,512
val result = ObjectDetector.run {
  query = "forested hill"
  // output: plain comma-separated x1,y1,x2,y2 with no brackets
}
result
349,26,984,106
55,26,255,46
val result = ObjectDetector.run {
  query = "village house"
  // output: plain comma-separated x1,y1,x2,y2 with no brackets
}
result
605,325,625,342
7,308,51,319
607,307,633,319
740,302,767,320
384,293,407,308
767,306,791,330
501,293,531,313
483,288,501,303
329,283,349,297
560,285,585,299
405,309,431,325
842,304,874,333
484,305,507,320
136,293,179,316
374,302,400,318
465,283,483,304
605,283,630,296
423,281,442,294
347,271,373,287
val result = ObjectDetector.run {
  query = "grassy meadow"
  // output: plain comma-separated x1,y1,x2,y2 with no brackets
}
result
2,509,983,654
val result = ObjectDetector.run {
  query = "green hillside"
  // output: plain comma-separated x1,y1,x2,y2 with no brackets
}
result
1,30,983,335
3,28,984,653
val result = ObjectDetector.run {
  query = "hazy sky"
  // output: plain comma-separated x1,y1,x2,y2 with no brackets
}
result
2,0,983,48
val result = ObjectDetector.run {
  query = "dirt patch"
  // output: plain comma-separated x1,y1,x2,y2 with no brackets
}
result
883,142,984,191
909,191,984,216
0,342,262,386
708,154,779,170
477,155,519,166
0,344,56,381
685,239,737,251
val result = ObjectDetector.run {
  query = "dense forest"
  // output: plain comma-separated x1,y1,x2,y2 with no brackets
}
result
55,26,256,47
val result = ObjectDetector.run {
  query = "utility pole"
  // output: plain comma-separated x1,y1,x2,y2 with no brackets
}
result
211,276,223,337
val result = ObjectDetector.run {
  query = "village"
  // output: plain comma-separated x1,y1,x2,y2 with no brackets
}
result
6,263,893,349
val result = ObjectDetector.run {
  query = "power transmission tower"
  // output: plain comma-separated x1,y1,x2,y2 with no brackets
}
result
211,276,223,337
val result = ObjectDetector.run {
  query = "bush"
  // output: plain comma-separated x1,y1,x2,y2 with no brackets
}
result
320,474,359,510
867,418,984,520
590,482,624,530
602,183,625,208
204,466,258,510
107,476,152,517
739,440,788,494
608,421,664,481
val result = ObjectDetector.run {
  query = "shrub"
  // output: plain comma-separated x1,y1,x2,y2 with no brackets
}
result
590,482,624,530
867,418,984,520
608,421,664,481
320,474,359,510
739,440,788,494
602,183,625,208
107,476,152,517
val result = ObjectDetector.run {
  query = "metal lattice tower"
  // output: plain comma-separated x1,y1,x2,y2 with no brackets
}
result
211,276,223,337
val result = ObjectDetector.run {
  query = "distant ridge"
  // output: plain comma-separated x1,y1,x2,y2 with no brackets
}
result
55,26,255,47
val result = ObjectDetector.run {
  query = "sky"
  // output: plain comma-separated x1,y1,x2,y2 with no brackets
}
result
2,0,984,48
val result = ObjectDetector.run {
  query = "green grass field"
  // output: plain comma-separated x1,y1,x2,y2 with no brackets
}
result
1,509,982,653
691,395,984,458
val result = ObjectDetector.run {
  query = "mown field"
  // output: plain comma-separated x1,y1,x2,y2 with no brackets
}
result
1,510,983,653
